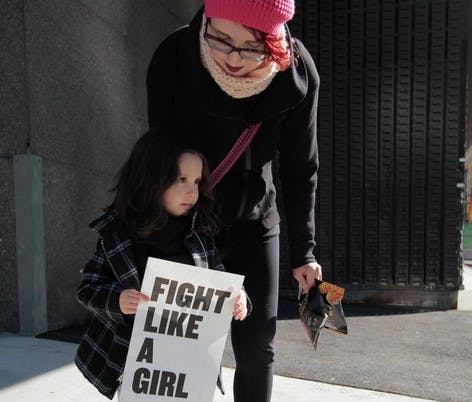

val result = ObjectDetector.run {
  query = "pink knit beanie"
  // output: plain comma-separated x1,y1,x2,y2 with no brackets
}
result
204,0,295,36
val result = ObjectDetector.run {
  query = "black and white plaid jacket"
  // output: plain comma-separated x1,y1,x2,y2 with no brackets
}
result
74,211,226,399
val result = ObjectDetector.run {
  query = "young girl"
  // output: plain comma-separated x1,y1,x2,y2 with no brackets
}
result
74,128,249,400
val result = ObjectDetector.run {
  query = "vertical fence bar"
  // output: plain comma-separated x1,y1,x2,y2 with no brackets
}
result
364,0,380,284
443,0,465,287
425,0,447,286
410,1,429,286
333,0,349,282
317,0,335,281
395,0,412,285
378,0,396,285
349,0,365,285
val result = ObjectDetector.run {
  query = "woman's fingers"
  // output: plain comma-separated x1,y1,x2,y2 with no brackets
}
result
292,262,323,294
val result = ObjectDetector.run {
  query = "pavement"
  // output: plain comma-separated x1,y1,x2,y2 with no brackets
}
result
0,335,435,402
1,264,471,402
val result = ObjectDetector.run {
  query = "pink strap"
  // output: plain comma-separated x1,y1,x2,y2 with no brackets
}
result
209,122,262,190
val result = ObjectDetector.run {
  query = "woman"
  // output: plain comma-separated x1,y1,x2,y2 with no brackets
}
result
147,1,322,401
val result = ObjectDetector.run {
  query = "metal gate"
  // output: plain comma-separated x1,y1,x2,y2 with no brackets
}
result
287,0,468,307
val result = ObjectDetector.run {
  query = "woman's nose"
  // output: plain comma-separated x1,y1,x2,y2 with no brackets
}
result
227,50,242,63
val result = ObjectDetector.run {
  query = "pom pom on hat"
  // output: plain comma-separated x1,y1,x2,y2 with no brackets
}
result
204,0,295,36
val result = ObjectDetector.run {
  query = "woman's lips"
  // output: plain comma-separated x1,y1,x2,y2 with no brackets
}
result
225,63,243,74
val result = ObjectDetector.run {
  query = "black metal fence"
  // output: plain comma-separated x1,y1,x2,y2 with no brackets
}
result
288,0,468,297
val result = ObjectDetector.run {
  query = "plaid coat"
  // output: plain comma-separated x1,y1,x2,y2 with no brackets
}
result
74,211,225,399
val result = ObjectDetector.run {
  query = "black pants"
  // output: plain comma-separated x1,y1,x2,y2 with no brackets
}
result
219,228,279,402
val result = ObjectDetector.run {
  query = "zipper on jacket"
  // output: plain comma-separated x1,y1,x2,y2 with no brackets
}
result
236,146,251,219
192,230,209,269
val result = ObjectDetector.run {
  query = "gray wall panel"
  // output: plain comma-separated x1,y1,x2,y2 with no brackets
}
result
1,0,202,332
0,0,29,332
0,0,30,154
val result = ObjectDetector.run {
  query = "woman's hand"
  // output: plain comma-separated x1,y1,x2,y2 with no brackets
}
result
293,262,322,294
233,290,248,321
119,289,149,314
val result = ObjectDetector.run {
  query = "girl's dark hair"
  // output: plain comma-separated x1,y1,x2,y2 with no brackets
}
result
107,127,218,238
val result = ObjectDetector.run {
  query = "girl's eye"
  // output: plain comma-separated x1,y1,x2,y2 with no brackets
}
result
195,178,201,185
177,177,186,183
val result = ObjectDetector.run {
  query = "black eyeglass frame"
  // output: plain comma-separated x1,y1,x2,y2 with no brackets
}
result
203,20,271,63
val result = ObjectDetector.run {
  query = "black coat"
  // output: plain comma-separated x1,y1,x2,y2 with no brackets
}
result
147,10,320,268
74,212,226,399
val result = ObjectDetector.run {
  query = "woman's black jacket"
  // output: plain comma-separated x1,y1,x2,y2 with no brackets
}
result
147,10,320,268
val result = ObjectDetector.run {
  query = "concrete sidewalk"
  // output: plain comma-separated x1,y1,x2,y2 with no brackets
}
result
2,265,470,402
0,334,434,402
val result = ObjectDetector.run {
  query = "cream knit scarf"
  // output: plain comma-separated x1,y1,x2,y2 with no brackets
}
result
199,15,278,99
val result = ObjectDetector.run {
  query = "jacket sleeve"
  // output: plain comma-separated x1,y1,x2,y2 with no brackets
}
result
278,40,320,269
77,240,128,325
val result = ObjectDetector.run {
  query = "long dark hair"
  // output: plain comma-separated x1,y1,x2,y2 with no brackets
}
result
107,127,218,238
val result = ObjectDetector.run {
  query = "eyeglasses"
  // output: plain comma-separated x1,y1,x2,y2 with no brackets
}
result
204,21,271,63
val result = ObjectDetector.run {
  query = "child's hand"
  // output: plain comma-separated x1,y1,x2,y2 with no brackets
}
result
119,289,149,314
233,290,248,321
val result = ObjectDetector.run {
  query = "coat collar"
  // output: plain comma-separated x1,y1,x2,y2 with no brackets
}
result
88,210,203,287
89,211,118,233
89,210,200,235
178,9,309,123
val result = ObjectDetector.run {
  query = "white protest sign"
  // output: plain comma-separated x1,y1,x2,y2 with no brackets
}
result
119,257,244,402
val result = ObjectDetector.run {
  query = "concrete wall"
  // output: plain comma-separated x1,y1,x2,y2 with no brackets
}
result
0,0,30,332
0,0,202,333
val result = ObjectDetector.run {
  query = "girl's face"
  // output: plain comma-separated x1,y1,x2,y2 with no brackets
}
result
162,152,203,217
206,18,267,77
